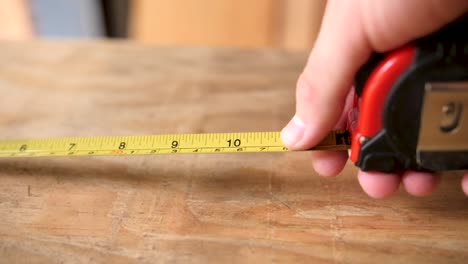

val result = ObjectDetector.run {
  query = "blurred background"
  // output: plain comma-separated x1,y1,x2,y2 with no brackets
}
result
0,0,326,51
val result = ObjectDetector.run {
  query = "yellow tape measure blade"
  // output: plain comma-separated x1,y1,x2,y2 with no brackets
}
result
0,130,350,158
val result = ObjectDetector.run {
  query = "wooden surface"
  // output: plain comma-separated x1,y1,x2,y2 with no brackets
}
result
129,0,326,51
0,41,467,263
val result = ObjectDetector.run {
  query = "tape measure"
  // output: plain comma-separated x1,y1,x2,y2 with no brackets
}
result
0,130,350,158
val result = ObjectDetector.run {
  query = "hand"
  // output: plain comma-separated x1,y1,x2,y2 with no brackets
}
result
281,0,468,198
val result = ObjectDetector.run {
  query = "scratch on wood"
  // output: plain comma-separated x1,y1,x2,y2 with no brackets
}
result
267,162,276,263
109,190,134,244
27,185,31,197
146,191,160,226
322,181,343,264
141,233,318,258
330,216,338,264
270,194,310,219
268,171,273,236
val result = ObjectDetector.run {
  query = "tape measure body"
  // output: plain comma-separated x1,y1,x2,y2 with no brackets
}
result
0,130,350,158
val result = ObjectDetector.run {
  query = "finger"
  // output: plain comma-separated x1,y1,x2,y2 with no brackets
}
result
402,171,440,197
281,0,371,150
462,174,468,196
309,88,354,177
310,151,348,177
358,170,401,199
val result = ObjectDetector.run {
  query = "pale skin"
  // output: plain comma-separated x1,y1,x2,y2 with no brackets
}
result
281,0,468,198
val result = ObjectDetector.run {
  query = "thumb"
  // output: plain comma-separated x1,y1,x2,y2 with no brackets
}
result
281,0,468,150
281,0,371,149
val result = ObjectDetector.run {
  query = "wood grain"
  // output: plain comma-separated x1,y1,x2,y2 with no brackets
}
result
0,41,467,263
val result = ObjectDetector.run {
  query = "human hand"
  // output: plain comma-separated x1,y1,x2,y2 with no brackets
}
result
281,0,468,198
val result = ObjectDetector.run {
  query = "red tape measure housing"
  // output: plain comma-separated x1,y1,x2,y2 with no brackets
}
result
350,46,416,163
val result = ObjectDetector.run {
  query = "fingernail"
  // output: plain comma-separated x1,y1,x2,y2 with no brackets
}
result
281,115,305,147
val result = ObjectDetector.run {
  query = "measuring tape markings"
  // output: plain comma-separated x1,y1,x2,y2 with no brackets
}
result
0,130,350,158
